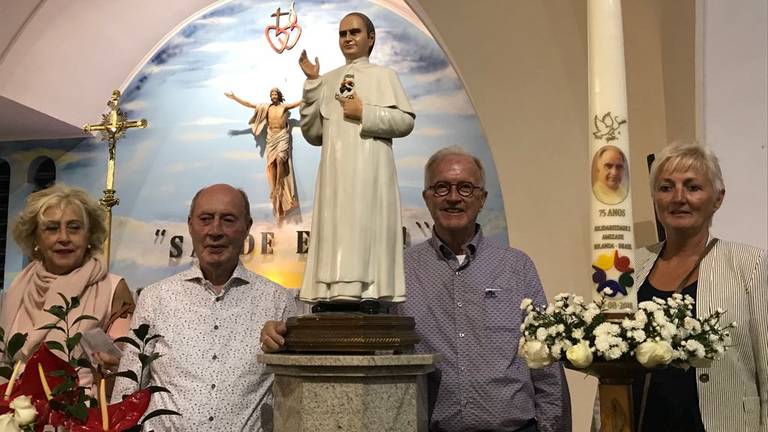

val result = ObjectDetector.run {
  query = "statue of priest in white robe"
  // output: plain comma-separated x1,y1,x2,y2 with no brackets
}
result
298,12,415,303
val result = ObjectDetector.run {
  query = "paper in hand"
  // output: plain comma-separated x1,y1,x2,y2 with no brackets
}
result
80,328,122,359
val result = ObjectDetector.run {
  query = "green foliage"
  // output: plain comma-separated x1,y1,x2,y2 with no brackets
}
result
35,294,98,422
6,332,28,359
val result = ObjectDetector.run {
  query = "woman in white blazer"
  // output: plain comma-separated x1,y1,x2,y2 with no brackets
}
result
626,142,767,432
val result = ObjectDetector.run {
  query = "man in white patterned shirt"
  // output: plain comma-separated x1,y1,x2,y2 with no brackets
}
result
112,184,296,431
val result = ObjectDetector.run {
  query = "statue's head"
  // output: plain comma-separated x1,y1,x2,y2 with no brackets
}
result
339,12,375,60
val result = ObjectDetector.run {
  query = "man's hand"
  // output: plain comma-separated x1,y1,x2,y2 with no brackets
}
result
299,50,320,80
260,320,288,353
340,93,363,121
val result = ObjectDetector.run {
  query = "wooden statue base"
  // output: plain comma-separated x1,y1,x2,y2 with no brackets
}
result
565,360,649,432
284,312,419,353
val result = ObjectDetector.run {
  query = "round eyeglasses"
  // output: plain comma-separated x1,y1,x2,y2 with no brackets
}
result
427,181,484,197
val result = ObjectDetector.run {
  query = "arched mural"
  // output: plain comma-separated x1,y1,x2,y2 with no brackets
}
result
1,0,507,290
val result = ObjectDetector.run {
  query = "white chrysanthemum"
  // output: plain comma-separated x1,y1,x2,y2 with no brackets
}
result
605,346,623,360
551,342,564,359
594,322,620,337
660,323,677,340
520,340,553,369
640,301,661,312
634,309,648,324
685,340,706,357
582,308,599,324
520,298,533,310
536,327,548,341
683,317,702,333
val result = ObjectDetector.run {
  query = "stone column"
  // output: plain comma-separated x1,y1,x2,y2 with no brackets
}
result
259,353,438,432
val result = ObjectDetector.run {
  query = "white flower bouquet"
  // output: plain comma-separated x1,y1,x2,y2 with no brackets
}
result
518,292,735,370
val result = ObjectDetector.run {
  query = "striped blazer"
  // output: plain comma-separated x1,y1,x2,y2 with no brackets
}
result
634,238,767,432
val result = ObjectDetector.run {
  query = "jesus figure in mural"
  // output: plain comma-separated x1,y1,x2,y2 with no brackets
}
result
225,88,301,220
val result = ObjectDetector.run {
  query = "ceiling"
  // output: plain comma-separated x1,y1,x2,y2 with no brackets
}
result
0,0,218,141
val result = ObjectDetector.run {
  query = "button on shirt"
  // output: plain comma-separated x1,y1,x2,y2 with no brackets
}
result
394,227,571,432
112,262,296,431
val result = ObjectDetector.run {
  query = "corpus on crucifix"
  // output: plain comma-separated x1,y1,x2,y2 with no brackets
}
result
82,90,148,266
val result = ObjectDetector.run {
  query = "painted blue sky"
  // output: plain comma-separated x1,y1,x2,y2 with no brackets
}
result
2,0,508,289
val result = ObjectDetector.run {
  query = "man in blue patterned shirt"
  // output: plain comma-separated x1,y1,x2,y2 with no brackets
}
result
394,147,571,432
261,149,570,431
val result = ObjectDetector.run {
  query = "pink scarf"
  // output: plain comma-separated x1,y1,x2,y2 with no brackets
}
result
0,257,113,360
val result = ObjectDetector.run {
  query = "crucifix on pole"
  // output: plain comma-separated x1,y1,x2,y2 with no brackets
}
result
82,90,147,269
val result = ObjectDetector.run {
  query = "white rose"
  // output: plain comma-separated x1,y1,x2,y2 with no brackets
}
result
635,341,674,367
0,413,20,432
566,342,593,368
521,340,553,369
9,395,37,426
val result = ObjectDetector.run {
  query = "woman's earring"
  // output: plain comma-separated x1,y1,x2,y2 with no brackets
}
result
33,245,39,252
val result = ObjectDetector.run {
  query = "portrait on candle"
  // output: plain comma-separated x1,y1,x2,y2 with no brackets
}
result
591,145,629,205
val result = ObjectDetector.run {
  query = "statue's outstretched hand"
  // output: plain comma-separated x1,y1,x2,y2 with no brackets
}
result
299,49,320,80
224,91,235,99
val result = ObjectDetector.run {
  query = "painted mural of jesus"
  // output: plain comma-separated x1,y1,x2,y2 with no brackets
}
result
225,88,301,220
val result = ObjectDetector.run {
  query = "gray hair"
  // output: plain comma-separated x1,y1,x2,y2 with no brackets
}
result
649,142,724,195
424,146,486,188
189,185,252,223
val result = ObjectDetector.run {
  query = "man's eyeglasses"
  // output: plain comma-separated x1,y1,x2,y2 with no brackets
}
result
426,182,484,198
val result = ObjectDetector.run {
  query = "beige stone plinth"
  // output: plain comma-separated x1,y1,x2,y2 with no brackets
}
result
259,353,438,432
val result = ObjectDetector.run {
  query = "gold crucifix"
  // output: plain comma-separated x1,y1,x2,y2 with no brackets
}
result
82,90,147,267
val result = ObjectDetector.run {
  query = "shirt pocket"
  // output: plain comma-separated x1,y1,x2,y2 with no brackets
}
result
482,286,521,363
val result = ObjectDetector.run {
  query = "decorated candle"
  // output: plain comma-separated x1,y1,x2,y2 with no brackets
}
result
588,0,637,312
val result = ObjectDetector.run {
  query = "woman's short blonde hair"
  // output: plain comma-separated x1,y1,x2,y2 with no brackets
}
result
649,142,725,195
12,185,107,260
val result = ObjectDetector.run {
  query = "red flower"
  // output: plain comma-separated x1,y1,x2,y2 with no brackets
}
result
67,389,151,432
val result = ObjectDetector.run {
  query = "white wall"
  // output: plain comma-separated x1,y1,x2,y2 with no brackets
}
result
700,0,768,249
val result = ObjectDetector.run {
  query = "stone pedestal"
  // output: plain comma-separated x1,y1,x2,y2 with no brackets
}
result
259,353,438,432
